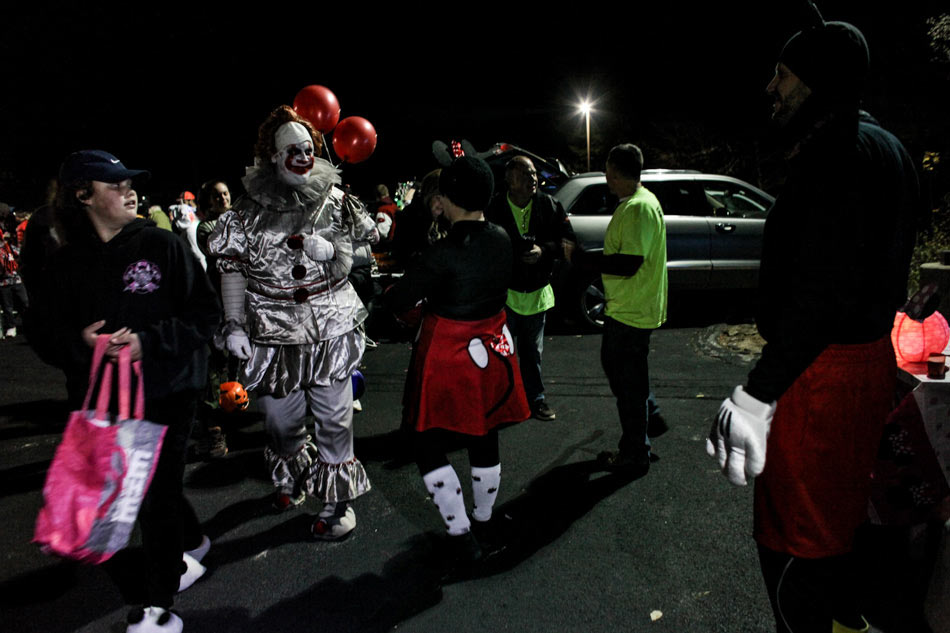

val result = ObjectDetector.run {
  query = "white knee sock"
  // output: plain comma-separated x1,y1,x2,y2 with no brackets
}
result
422,464,470,536
470,464,501,522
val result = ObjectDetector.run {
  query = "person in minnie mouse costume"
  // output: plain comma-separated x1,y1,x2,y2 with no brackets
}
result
385,156,530,564
706,5,918,631
208,105,377,540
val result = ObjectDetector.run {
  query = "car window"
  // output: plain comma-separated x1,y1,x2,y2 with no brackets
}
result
646,181,709,216
701,182,771,219
569,183,618,216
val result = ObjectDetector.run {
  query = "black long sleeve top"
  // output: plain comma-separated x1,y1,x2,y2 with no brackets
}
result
385,220,513,321
746,109,919,402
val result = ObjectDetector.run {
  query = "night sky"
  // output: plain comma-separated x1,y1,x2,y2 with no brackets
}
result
1,1,946,209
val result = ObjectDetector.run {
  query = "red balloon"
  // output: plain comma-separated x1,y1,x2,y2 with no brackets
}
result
293,85,340,134
332,117,377,164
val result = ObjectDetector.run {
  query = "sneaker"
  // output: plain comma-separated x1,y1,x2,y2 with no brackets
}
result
311,503,356,541
208,426,228,458
4,327,15,338
596,450,650,475
184,534,211,563
273,490,306,513
177,552,206,593
193,426,228,460
531,400,556,421
353,398,362,413
127,606,183,633
647,414,669,438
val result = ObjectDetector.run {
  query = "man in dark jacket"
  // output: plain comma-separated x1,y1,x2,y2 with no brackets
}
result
486,156,574,421
706,11,918,633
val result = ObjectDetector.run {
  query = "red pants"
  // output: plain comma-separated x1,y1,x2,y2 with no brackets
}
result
754,337,895,558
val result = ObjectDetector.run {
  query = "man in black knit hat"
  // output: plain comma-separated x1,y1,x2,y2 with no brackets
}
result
706,8,919,632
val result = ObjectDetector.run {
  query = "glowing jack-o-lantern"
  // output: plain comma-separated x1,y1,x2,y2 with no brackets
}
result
891,310,950,363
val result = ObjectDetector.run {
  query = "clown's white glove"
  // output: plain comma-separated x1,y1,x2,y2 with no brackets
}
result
220,271,250,360
226,330,251,360
706,386,777,486
303,234,335,262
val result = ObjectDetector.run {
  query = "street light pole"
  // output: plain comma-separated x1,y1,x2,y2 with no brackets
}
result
579,100,592,171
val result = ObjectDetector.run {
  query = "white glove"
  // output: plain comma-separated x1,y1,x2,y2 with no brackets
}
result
226,330,252,360
706,385,777,486
303,234,335,262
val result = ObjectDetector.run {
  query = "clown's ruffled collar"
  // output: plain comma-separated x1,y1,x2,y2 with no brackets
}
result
242,156,342,212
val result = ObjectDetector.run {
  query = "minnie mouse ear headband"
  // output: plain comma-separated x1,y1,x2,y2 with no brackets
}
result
59,150,150,187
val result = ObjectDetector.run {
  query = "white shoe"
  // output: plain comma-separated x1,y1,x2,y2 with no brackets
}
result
311,504,356,541
127,606,183,633
4,327,15,337
177,552,206,593
184,535,210,563
353,399,362,412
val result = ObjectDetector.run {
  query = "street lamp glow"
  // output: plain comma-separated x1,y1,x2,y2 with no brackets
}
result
578,100,593,171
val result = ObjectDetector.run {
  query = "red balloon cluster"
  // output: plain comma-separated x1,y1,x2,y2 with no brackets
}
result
292,85,377,164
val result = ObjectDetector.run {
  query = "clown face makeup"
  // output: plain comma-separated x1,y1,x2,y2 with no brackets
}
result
273,122,315,187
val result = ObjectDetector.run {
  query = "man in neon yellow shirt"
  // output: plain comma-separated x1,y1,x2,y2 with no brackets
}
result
565,144,667,474
487,156,575,421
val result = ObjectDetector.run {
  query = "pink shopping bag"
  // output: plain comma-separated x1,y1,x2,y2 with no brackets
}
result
33,335,166,564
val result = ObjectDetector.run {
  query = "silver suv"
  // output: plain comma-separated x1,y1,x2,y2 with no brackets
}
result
554,170,775,327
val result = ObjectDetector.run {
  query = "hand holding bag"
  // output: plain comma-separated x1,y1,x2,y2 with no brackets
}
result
33,334,167,564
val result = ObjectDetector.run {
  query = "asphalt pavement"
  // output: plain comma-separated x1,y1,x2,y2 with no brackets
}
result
0,320,778,633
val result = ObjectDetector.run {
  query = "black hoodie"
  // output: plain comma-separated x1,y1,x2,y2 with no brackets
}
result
27,218,221,405
746,104,919,402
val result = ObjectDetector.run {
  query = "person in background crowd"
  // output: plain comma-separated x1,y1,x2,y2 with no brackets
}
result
168,200,205,271
191,179,234,458
487,156,575,422
147,205,173,231
0,228,28,338
15,210,31,246
563,144,668,476
391,170,449,272
176,191,196,214
369,184,398,247
196,180,232,289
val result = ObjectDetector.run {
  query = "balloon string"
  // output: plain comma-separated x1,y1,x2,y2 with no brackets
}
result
321,131,339,168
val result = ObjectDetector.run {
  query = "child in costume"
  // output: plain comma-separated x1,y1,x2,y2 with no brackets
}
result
386,156,530,561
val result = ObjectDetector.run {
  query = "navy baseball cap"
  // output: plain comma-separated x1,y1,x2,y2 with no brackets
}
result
58,150,150,186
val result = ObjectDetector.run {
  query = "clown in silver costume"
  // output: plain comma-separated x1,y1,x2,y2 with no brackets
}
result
207,109,376,539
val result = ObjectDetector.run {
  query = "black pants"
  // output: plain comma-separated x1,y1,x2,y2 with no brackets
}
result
140,392,203,608
414,428,500,476
600,316,652,457
758,545,865,632
0,282,27,329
